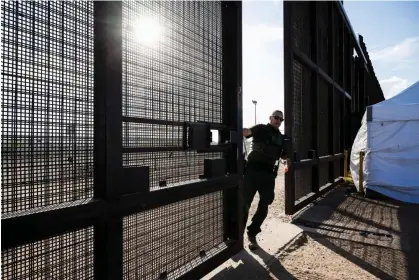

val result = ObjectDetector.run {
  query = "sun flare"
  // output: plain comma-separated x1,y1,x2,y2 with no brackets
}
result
132,17,163,47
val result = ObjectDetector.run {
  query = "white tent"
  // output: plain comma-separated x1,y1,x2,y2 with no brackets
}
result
350,81,419,204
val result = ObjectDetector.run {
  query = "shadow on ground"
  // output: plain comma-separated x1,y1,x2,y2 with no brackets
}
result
208,248,296,280
293,185,419,280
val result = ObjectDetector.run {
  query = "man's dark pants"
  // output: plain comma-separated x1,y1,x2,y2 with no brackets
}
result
242,163,276,238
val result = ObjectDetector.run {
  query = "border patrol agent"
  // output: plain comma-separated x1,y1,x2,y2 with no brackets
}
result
242,110,288,250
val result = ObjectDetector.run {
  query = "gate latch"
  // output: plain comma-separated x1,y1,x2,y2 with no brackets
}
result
185,121,240,151
187,122,211,150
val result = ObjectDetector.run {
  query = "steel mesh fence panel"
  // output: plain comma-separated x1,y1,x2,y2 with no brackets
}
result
1,1,94,214
285,1,385,214
317,1,330,75
292,1,311,58
2,2,241,279
318,78,330,187
123,191,224,279
121,1,224,189
334,91,343,178
1,227,94,280
120,1,229,278
122,1,222,123
335,13,344,87
292,59,313,200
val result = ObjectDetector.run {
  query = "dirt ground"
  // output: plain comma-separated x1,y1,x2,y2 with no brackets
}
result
243,168,380,280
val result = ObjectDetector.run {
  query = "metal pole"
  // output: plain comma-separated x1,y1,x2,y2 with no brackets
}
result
252,100,257,125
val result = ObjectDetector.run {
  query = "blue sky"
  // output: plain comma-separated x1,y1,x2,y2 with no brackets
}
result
242,0,419,128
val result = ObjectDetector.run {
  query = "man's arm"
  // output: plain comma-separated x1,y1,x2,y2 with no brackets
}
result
243,124,264,139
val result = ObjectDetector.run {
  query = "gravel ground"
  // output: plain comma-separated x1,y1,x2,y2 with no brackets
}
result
244,167,379,280
274,235,378,280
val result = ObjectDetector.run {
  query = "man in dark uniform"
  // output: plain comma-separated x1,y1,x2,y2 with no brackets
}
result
242,110,288,250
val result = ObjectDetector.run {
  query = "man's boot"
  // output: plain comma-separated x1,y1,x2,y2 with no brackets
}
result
247,233,260,250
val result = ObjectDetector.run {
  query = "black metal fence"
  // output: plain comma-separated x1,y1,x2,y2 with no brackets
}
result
1,2,243,279
283,1,384,215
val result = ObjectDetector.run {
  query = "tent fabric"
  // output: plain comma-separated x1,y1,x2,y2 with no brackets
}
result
370,81,419,122
371,103,419,122
350,81,419,204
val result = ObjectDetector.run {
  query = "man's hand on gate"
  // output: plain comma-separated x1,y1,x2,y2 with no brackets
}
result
282,158,290,173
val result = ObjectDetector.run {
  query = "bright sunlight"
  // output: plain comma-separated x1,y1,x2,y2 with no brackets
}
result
132,17,163,47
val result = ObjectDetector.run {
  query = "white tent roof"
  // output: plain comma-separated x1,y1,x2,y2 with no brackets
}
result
369,81,419,122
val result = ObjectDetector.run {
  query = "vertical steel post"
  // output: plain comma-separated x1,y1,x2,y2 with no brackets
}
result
93,2,123,279
328,3,336,183
311,1,320,193
284,0,295,215
221,1,243,245
252,100,257,125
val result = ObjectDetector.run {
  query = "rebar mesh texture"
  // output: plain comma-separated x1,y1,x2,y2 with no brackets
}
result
350,58,357,112
334,91,343,178
1,227,94,280
123,191,224,280
344,29,352,93
1,1,94,214
318,78,330,186
335,13,344,87
292,1,311,58
317,1,330,75
122,1,222,123
292,59,313,200
121,1,224,188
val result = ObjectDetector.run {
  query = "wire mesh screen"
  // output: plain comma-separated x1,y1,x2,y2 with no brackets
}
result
334,91,343,178
318,78,330,187
1,1,94,214
292,59,313,200
292,1,311,58
123,191,224,279
122,1,223,123
1,227,94,279
335,15,344,88
286,1,385,212
121,1,224,189
317,2,330,75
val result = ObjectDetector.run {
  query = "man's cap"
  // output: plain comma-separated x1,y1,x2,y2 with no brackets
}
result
271,110,283,117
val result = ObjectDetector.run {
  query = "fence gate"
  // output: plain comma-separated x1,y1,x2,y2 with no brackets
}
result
1,1,243,279
283,1,358,215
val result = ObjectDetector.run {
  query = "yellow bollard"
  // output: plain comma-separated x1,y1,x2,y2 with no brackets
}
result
344,150,348,178
342,150,353,184
358,151,365,194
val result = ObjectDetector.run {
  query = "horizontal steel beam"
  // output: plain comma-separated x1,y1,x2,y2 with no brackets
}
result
122,116,229,131
293,49,351,100
122,143,232,153
294,153,344,170
2,199,107,250
2,175,241,250
114,175,241,217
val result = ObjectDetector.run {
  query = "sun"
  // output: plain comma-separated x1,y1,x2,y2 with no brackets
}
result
132,17,163,47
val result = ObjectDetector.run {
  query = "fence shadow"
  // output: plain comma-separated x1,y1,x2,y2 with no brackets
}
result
293,185,419,280
208,248,295,280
